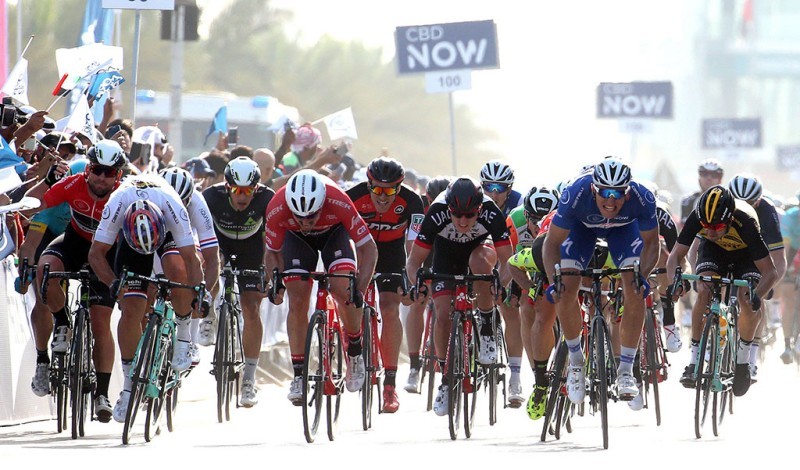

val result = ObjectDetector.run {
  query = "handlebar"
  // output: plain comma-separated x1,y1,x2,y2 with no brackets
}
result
270,269,357,304
372,271,410,296
221,256,267,293
119,269,206,306
41,264,96,303
414,267,501,300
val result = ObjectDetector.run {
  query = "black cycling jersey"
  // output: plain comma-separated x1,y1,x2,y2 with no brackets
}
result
202,182,275,242
753,197,784,251
656,200,678,252
680,190,701,226
415,195,511,249
678,199,769,260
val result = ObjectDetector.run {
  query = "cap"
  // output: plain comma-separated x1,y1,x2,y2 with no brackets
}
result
290,124,322,153
182,157,216,178
39,131,77,153
698,158,723,174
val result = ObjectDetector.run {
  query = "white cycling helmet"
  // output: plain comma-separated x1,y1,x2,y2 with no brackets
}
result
160,167,194,205
592,156,631,188
728,173,762,202
286,169,327,217
479,160,515,184
88,139,125,168
224,156,261,187
524,186,559,217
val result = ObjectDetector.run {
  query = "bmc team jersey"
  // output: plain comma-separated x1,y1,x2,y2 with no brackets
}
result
202,183,275,242
415,194,512,250
43,170,119,242
346,182,425,243
678,199,769,259
264,175,373,251
94,173,194,248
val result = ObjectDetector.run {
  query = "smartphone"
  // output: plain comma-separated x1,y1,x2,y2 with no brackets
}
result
283,120,295,132
130,142,152,165
227,127,238,146
335,143,348,157
105,124,122,139
1,106,16,128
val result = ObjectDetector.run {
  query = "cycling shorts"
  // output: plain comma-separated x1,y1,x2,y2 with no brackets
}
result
281,225,356,280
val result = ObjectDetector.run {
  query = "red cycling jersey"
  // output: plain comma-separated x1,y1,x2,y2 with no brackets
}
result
43,174,117,242
264,178,373,251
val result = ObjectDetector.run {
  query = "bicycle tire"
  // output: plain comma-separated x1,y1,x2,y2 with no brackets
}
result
70,309,87,439
447,311,464,440
229,307,243,416
302,311,325,443
145,333,173,442
166,386,178,432
326,324,344,441
422,306,437,411
594,315,610,450
541,340,567,442
464,315,478,439
53,353,68,434
214,303,231,423
123,316,158,445
694,313,715,439
361,306,374,430
643,308,661,426
488,322,507,426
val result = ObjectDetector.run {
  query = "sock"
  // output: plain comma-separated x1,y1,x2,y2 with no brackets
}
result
689,340,699,365
190,318,200,343
565,336,584,366
122,359,133,391
509,356,522,374
96,372,111,398
52,307,69,328
175,312,192,342
347,330,362,357
749,339,760,366
737,339,752,365
36,348,49,364
244,357,259,383
438,359,447,384
660,295,676,326
385,368,397,387
409,352,421,370
533,359,549,388
291,354,304,378
619,346,637,376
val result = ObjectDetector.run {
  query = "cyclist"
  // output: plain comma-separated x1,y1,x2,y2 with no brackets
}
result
728,174,785,381
22,140,125,422
346,157,424,413
160,167,220,367
404,175,451,393
479,161,522,217
780,193,800,362
201,157,274,406
543,157,659,405
264,169,378,405
405,176,513,417
88,173,203,422
506,186,560,417
667,185,778,397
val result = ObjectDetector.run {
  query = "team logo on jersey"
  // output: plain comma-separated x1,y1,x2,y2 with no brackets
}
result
73,200,91,213
101,206,111,220
560,188,571,205
587,214,606,224
394,205,404,214
410,214,424,234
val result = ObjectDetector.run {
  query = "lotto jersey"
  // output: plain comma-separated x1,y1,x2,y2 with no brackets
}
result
678,199,769,258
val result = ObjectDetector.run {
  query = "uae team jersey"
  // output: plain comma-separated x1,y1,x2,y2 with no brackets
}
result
415,193,511,250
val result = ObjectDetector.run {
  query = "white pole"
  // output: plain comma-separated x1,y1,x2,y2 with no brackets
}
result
449,92,457,175
130,10,142,126
169,6,185,162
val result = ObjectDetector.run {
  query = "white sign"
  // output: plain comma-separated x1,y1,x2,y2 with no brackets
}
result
102,0,175,10
618,119,652,134
425,70,472,94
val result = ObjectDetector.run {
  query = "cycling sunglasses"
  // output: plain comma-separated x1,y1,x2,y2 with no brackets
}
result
228,185,255,196
482,182,511,193
593,184,628,200
525,212,543,226
700,221,727,232
89,165,118,178
368,184,400,196
295,210,321,220
450,208,479,219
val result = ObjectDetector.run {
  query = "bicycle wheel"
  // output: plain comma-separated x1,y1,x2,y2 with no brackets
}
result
714,324,735,434
593,316,610,450
464,315,479,438
643,308,661,426
541,340,567,442
302,311,325,443
422,306,437,411
145,333,172,442
53,353,68,434
488,323,507,426
214,303,231,423
326,324,344,441
447,311,464,440
70,310,86,439
123,316,158,445
361,307,374,430
694,314,716,439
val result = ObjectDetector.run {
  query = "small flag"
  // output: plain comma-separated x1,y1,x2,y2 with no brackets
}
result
87,70,124,101
204,106,227,146
64,95,96,144
1,58,30,105
52,73,81,97
321,107,358,141
0,135,26,176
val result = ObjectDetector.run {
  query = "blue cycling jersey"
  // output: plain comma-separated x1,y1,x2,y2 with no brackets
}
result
502,189,523,217
781,206,800,250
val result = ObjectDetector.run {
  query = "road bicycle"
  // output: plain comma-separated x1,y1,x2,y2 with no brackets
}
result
670,267,750,438
271,269,356,443
41,265,97,440
637,268,670,426
119,270,205,445
212,255,265,423
415,268,501,441
418,294,438,411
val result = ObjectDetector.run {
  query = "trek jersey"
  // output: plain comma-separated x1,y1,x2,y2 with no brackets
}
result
94,173,194,248
678,199,769,259
346,182,424,243
552,174,658,235
30,159,88,235
42,167,119,242
264,175,373,251
414,193,512,250
202,183,275,242
752,197,784,252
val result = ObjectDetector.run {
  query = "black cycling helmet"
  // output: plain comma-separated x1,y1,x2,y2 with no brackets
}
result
696,185,735,225
366,157,404,185
426,176,451,201
445,177,483,213
524,186,559,217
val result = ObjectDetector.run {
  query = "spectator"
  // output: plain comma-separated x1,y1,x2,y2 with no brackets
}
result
203,149,229,186
253,148,278,187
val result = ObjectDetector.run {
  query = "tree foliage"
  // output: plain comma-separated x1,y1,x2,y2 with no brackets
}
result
5,0,499,176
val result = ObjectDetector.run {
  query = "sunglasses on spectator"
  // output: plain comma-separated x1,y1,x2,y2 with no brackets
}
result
228,185,255,196
450,209,479,219
482,182,511,193
89,165,118,178
593,185,628,200
368,184,400,196
700,221,727,232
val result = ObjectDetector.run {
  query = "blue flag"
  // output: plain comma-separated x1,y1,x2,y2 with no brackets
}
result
204,106,228,146
0,135,26,176
79,0,115,46
87,70,125,101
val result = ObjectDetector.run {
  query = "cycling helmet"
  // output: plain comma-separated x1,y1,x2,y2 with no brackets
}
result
122,200,167,255
524,186,559,217
224,156,260,187
480,160,515,184
695,185,735,225
286,169,327,217
160,167,194,205
728,173,762,202
426,176,451,201
592,157,631,188
86,139,125,168
698,158,724,175
446,177,483,213
367,157,404,185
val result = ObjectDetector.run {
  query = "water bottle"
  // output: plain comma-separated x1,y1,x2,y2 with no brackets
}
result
719,315,728,348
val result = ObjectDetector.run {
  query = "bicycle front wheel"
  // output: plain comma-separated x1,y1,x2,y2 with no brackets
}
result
361,306,374,431
593,316,610,450
464,315,479,438
53,352,68,434
541,340,568,442
70,310,89,439
123,316,158,445
643,308,661,426
694,314,716,439
326,324,344,441
447,311,465,440
145,334,172,442
302,311,325,443
488,323,508,426
422,305,437,411
214,303,232,423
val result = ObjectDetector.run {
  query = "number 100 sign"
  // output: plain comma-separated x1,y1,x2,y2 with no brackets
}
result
425,69,472,94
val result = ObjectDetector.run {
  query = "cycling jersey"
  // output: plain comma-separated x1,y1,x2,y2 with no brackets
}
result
507,206,534,251
31,159,88,235
680,190,701,226
655,199,678,252
264,175,372,252
185,190,219,250
415,194,511,250
202,182,274,242
43,171,119,242
678,199,769,259
753,197,784,252
346,182,424,243
781,206,800,251
499,189,523,217
95,173,194,248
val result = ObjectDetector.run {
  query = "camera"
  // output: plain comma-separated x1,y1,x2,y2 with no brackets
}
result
1,106,17,128
130,142,152,165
